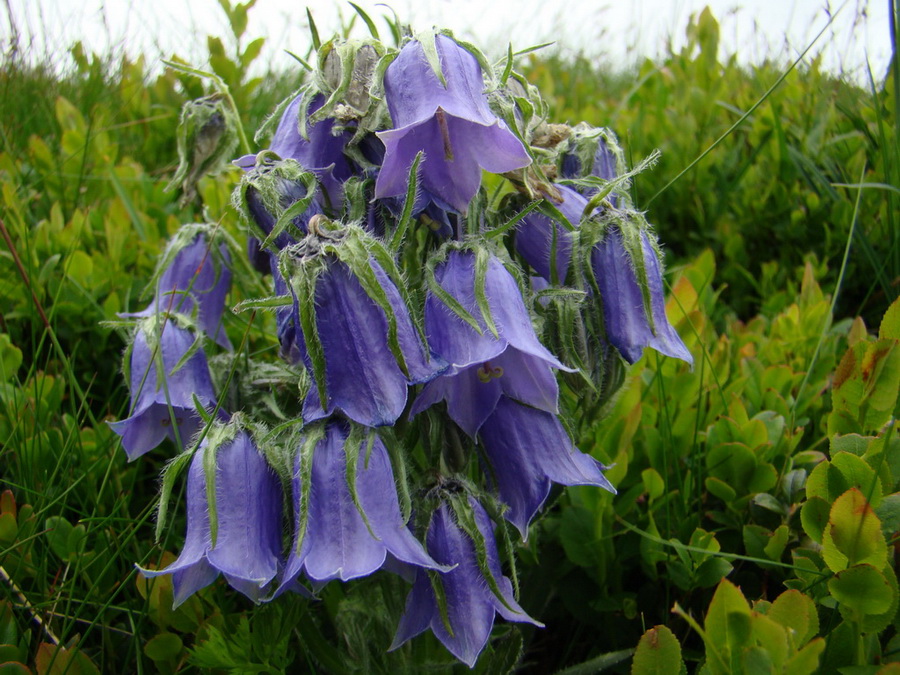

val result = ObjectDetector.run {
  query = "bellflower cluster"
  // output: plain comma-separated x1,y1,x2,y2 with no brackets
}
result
115,24,694,669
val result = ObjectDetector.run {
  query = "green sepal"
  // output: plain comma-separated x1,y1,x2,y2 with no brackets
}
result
231,295,293,313
332,230,410,378
155,447,197,542
484,200,541,239
293,423,326,556
200,418,240,549
580,149,660,218
427,568,454,637
474,246,500,339
344,423,378,540
296,264,328,410
416,29,447,88
348,2,379,39
499,43,514,87
266,173,320,249
447,492,518,615
425,245,483,335
306,7,320,50
389,151,424,251
379,428,412,524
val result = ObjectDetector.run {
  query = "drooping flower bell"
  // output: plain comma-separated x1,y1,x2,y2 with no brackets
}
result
279,219,445,427
391,495,541,667
591,220,693,366
278,422,445,591
410,248,568,438
515,184,589,285
109,315,219,461
375,33,531,212
479,396,615,537
140,425,282,606
127,226,232,349
236,94,353,211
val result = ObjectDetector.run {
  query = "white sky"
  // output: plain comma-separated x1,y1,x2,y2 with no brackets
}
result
2,0,892,84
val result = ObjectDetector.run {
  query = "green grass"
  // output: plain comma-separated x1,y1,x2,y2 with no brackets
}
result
1,2,898,673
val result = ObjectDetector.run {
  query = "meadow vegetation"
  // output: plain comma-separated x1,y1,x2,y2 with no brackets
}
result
0,3,898,673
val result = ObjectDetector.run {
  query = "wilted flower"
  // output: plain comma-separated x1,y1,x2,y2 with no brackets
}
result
375,34,531,212
479,397,615,537
109,316,218,461
278,422,444,590
280,230,446,427
410,249,568,437
592,226,693,365
140,427,282,606
168,94,239,206
391,496,541,667
129,230,232,349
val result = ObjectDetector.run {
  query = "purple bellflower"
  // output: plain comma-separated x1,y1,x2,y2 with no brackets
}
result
515,184,589,285
391,496,541,667
410,249,569,438
278,422,444,590
479,396,615,537
280,239,445,427
236,94,353,211
109,317,219,461
128,231,232,349
592,227,693,365
140,428,282,606
375,34,531,213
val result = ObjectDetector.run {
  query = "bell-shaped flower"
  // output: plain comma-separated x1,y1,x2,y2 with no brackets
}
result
278,422,444,590
410,249,568,437
515,184,588,285
140,427,282,606
279,228,446,427
375,34,531,213
592,226,693,365
236,94,353,211
109,316,219,461
391,496,541,667
479,396,615,537
127,229,232,349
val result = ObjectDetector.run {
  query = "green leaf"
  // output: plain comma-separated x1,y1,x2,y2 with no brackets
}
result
641,468,665,501
831,451,883,507
800,497,830,543
782,638,825,675
705,579,752,666
631,625,685,675
767,589,819,646
44,515,74,560
828,564,894,616
144,632,183,662
878,296,900,340
706,476,737,502
822,488,887,572
858,562,899,633
0,335,22,381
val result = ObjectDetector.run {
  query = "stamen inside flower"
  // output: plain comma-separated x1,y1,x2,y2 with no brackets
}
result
435,109,454,161
476,362,504,383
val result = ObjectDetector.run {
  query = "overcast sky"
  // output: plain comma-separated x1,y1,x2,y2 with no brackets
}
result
3,0,892,83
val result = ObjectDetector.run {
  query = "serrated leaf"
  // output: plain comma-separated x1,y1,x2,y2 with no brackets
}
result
766,589,819,646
